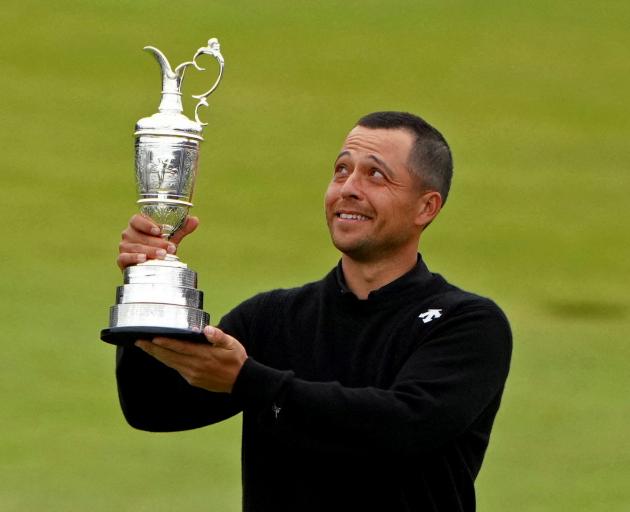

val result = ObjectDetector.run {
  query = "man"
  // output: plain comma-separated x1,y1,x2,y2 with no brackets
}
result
116,111,512,511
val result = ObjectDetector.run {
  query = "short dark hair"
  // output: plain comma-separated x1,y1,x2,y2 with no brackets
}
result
356,111,453,204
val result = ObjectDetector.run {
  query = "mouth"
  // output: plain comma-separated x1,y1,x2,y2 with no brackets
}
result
335,211,372,221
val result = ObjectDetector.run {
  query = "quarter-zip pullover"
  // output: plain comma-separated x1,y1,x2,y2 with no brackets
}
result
116,256,512,511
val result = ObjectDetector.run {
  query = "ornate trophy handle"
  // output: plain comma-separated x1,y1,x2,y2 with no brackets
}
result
188,38,225,126
143,38,225,126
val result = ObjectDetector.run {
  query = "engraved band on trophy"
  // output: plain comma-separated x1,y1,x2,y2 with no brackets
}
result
100,38,225,346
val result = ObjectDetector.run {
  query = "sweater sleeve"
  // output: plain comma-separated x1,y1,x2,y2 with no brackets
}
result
115,344,240,431
115,295,263,432
231,301,512,456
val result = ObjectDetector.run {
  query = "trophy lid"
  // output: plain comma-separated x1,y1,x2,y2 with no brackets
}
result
134,39,225,141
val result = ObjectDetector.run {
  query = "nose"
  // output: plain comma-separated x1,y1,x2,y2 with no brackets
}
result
339,171,363,200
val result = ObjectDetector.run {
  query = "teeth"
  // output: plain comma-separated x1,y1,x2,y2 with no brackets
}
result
339,213,368,221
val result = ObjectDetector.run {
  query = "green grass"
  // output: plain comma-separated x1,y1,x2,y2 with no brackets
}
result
1,1,629,510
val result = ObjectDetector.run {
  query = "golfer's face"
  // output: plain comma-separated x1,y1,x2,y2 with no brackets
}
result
324,126,425,260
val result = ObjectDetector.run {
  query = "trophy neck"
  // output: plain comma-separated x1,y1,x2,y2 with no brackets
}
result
158,91,184,114
158,71,185,114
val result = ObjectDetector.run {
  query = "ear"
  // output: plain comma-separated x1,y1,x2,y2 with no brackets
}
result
414,191,443,228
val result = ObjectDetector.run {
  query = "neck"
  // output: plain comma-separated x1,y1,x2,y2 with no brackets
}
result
341,247,419,300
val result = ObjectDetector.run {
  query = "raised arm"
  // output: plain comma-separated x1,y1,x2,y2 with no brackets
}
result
114,213,243,431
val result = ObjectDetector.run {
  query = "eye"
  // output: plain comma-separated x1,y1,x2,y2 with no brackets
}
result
334,164,350,178
370,168,385,179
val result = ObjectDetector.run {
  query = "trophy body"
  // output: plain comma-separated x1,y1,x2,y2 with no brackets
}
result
101,39,224,346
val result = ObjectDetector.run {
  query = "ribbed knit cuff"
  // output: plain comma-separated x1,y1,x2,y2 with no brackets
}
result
232,357,293,409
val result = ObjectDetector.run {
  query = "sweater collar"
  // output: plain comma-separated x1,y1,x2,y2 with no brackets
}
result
332,254,434,301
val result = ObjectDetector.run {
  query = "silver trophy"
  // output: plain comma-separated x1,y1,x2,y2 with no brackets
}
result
101,38,225,345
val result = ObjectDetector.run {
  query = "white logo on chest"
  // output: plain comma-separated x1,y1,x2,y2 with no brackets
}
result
418,308,443,323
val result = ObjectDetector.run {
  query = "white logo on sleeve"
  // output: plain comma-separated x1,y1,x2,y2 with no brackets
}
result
418,309,443,323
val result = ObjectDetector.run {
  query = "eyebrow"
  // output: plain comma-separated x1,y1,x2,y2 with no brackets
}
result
367,154,394,178
334,151,395,178
335,150,351,163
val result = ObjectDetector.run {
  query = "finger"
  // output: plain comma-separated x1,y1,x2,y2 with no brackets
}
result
119,241,176,259
170,216,200,245
117,252,147,270
121,227,173,249
135,338,196,368
203,325,233,349
134,339,153,351
152,336,201,355
130,214,162,236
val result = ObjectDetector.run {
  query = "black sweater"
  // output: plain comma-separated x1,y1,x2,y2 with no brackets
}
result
116,257,512,511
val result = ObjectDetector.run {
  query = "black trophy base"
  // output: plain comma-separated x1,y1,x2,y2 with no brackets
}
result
100,326,208,346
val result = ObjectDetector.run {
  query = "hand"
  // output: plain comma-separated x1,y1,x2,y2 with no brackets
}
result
117,214,199,270
135,326,248,393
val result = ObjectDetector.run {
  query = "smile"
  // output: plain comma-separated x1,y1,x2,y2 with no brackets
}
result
336,212,371,221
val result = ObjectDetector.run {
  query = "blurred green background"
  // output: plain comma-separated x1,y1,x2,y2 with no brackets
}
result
1,1,628,510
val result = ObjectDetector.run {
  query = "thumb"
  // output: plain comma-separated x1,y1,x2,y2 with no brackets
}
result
170,216,200,245
204,325,233,348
